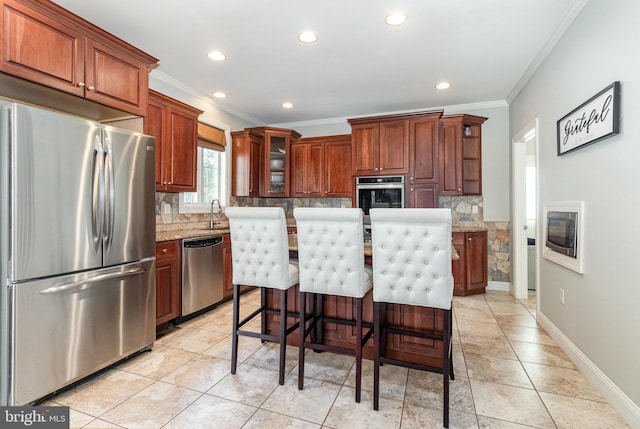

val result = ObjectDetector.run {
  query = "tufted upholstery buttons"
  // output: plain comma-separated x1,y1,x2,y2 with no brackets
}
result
293,207,372,299
370,208,453,310
226,207,299,290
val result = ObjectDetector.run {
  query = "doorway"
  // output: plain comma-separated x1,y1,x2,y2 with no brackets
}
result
512,120,539,300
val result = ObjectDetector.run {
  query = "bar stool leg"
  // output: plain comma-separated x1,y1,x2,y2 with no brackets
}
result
231,283,240,375
261,287,267,338
355,297,363,403
449,308,455,381
443,308,451,428
373,301,381,411
278,289,288,385
298,291,306,390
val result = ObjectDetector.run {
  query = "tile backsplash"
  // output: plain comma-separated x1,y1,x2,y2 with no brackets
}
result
155,192,511,282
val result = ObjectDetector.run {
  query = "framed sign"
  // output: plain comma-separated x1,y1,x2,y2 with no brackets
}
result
557,81,620,155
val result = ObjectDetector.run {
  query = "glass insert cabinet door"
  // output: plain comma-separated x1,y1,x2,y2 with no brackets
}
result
264,130,292,197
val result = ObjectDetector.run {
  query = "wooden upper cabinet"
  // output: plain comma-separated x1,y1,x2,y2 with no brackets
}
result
439,114,487,195
83,38,148,114
0,0,157,116
378,120,409,174
323,136,352,197
291,142,323,197
406,113,442,208
349,113,446,177
262,128,300,197
231,127,299,198
350,119,408,176
290,134,352,198
231,130,262,197
350,123,378,175
145,90,202,193
409,116,440,183
1,0,84,95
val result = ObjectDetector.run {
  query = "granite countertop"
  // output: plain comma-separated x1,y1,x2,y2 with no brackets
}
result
156,219,484,243
156,221,230,242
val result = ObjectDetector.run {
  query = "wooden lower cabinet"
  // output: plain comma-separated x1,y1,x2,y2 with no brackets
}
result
407,183,438,208
155,240,180,328
222,234,234,299
453,230,488,296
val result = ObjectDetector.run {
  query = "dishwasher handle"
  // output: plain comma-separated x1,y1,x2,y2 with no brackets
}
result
183,236,224,248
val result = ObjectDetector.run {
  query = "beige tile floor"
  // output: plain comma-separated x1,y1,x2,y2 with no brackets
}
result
45,290,630,429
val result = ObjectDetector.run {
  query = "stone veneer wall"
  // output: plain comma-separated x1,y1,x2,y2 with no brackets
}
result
155,192,511,283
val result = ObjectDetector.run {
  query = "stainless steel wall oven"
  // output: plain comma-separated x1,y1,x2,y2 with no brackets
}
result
355,175,405,228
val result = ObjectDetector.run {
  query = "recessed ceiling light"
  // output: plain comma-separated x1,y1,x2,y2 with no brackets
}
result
298,31,318,43
435,81,452,90
281,102,294,109
213,92,227,99
207,50,226,61
385,12,407,26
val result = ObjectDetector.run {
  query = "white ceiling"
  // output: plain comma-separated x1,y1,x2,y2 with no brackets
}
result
53,0,586,125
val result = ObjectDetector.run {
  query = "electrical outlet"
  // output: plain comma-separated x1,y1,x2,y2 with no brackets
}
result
560,288,565,305
164,203,171,215
472,205,479,214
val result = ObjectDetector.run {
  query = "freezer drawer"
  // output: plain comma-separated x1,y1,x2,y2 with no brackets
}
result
11,259,156,405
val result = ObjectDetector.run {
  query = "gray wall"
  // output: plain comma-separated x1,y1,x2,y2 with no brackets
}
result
510,0,640,407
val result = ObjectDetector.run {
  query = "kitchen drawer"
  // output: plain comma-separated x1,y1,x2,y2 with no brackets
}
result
156,240,179,259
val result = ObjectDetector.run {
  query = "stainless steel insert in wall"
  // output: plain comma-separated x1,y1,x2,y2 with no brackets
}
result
182,236,224,316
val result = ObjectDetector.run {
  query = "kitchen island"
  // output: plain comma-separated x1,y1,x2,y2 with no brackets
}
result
262,233,461,369
156,221,481,369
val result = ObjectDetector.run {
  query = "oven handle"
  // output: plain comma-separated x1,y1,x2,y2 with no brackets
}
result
355,183,405,189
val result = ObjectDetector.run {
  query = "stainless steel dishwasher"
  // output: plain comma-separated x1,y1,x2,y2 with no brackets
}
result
182,236,224,316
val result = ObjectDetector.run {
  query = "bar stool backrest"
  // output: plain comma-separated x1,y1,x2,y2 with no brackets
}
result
370,208,453,310
225,206,292,290
294,208,370,298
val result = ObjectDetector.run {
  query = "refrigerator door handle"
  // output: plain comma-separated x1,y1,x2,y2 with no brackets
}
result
92,135,105,253
103,137,115,252
39,268,146,295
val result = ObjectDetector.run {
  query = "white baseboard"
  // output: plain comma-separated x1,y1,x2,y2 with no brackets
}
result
537,312,640,428
486,281,510,292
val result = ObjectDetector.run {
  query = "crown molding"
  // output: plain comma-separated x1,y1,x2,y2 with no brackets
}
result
507,0,589,103
149,71,266,126
270,100,508,129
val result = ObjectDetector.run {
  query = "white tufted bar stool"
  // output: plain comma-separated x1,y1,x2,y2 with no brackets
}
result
225,206,300,385
369,208,454,428
293,207,373,403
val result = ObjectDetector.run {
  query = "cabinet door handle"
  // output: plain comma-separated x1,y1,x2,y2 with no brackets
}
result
87,85,95,91
77,82,85,88
162,248,168,253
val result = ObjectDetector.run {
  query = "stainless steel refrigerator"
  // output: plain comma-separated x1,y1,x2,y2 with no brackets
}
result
0,101,156,406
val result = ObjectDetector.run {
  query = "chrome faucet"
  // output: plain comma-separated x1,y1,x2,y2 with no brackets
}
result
210,199,222,229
